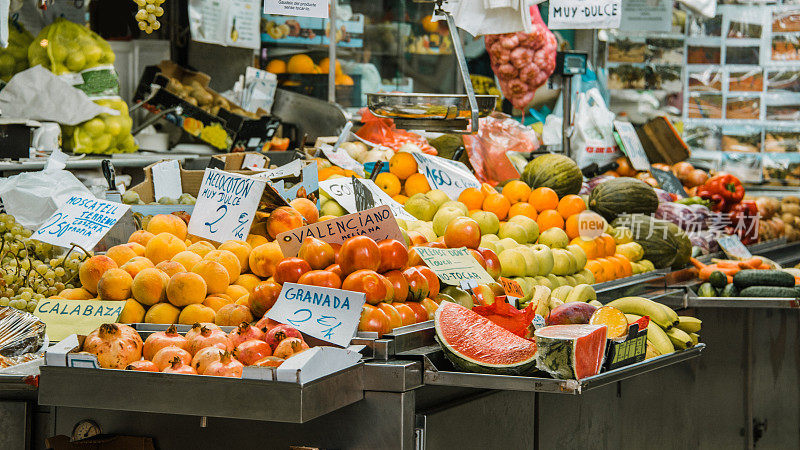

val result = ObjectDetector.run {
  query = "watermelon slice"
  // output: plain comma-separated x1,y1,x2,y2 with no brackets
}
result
435,301,538,376
534,324,607,380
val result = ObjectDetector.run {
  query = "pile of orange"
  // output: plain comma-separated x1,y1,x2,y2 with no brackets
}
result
360,152,432,204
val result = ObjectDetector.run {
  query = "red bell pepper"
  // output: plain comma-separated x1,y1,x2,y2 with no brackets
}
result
696,173,745,212
726,200,759,245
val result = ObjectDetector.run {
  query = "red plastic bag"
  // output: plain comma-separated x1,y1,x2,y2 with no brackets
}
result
356,109,437,155
472,298,538,338
463,112,539,185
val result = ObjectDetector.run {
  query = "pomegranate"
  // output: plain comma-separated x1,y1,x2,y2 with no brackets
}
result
152,346,192,371
162,356,197,375
82,323,143,369
185,322,221,341
186,326,232,355
252,356,285,367
255,315,281,331
143,324,188,360
191,346,226,374
273,337,305,359
203,352,243,377
229,322,265,348
265,324,302,350
234,339,272,365
125,360,158,372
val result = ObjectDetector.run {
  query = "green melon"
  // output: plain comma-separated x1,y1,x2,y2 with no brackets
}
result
434,302,538,376
521,154,583,198
588,177,659,222
611,214,691,269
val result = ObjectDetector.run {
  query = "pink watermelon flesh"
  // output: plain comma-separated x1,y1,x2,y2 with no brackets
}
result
436,302,537,368
535,324,608,379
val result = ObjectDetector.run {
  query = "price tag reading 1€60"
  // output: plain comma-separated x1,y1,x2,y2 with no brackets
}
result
414,246,495,286
411,152,481,201
187,169,267,243
266,282,366,347
33,195,130,250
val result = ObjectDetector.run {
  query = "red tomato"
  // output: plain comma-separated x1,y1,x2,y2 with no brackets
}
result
377,239,409,273
297,270,342,289
384,270,409,302
342,270,394,305
358,307,390,336
404,301,430,323
416,266,439,299
420,298,439,320
250,280,282,318
337,236,380,276
273,257,312,284
402,266,429,302
391,303,417,326
377,303,403,331
325,263,343,279
297,237,336,270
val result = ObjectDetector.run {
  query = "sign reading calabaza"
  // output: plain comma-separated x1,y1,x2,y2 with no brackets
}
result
34,299,124,341
188,169,266,243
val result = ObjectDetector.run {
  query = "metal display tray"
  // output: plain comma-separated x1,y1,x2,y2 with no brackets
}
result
593,270,668,302
682,295,800,310
38,363,364,423
411,344,704,394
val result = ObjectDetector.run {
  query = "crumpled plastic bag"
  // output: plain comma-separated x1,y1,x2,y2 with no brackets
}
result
472,298,538,338
355,109,437,155
0,169,93,229
463,112,538,184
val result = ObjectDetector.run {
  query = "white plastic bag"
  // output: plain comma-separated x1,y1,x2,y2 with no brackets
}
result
0,168,93,229
571,87,620,168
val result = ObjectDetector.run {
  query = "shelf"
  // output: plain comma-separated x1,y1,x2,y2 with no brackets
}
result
0,153,203,172
684,295,800,309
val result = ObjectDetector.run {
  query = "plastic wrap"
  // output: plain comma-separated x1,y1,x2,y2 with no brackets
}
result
0,21,32,82
62,97,137,154
462,112,538,184
355,109,436,155
471,299,537,338
28,18,115,75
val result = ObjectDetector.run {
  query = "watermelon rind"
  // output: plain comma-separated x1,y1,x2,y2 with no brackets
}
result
434,302,539,376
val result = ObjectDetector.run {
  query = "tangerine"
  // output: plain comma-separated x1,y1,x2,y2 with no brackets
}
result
529,187,559,212
404,173,430,196
375,172,402,197
536,209,564,232
389,152,418,180
557,194,586,219
482,194,511,221
502,180,532,205
508,202,538,220
458,187,485,211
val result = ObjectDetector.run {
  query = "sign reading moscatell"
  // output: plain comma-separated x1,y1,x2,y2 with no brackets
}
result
33,196,130,250
548,0,622,30
267,282,366,347
188,169,266,243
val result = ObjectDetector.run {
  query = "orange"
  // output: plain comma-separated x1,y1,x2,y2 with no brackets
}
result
570,237,599,260
389,152,418,180
404,173,431,196
529,187,559,212
421,15,439,33
557,194,586,219
610,254,633,278
318,57,342,75
318,167,344,181
598,257,622,281
536,209,564,232
482,193,511,221
335,74,354,86
458,187,485,211
508,202,538,220
265,59,286,74
392,194,408,205
585,260,605,283
374,172,402,197
565,215,580,240
480,182,497,197
287,54,317,74
502,180,532,205
599,233,616,258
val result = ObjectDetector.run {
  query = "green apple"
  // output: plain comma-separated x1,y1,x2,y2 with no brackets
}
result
537,227,569,249
426,189,450,209
482,234,500,242
480,239,498,253
395,218,408,230
578,268,595,284
496,238,519,255
566,244,587,272
508,215,540,243
432,207,465,237
440,287,473,309
400,228,410,247
499,249,527,278
515,245,539,277
523,276,539,291
564,275,578,286
470,210,500,236
440,200,468,215
572,272,586,285
551,248,577,276
499,222,528,244
487,281,506,297
546,274,563,288
320,200,347,217
530,244,554,276
534,276,552,290
404,194,438,221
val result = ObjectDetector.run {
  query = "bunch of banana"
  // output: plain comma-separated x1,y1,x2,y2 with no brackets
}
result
607,296,702,358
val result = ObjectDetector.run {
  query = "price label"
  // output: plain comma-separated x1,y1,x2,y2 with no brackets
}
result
499,277,525,298
264,0,329,18
319,143,365,177
188,169,266,243
411,152,480,201
614,121,650,172
267,283,366,347
319,178,416,221
650,166,688,198
242,153,267,170
33,196,130,250
276,206,405,256
34,299,123,341
548,0,621,30
151,160,183,201
718,234,753,260
414,246,495,286
252,159,304,180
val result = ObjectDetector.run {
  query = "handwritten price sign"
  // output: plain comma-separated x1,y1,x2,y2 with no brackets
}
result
188,169,266,243
414,246,495,286
267,283,366,347
319,177,415,221
411,152,480,200
33,196,130,250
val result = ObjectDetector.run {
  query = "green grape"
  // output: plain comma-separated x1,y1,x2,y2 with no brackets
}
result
54,267,65,277
54,282,65,291
22,229,31,238
21,287,32,295
26,302,36,313
4,288,13,297
19,291,31,301
0,297,8,307
65,284,74,290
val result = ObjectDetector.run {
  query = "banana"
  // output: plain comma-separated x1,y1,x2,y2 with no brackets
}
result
532,285,551,318
689,332,699,346
626,314,674,355
676,316,702,334
658,302,680,325
608,297,677,330
565,284,596,303
666,327,693,350
550,286,573,302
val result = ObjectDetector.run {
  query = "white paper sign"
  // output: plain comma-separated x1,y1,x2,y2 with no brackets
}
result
620,0,671,32
189,0,261,49
33,196,130,250
267,283,365,347
614,121,650,171
151,160,182,201
241,153,267,170
252,159,304,180
548,0,622,29
264,0,329,18
319,144,365,177
188,169,266,243
411,153,481,201
319,178,416,221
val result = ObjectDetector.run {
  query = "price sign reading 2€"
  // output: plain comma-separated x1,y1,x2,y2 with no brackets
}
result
188,169,266,243
411,152,481,200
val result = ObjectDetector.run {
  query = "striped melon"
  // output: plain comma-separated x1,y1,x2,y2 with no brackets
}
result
521,154,583,198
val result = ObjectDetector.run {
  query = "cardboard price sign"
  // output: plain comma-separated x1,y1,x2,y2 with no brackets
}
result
276,205,405,256
414,246,495,286
33,196,130,250
718,234,753,261
499,277,525,298
267,283,365,347
605,319,649,370
34,299,124,341
411,152,481,201
319,178,415,221
188,169,266,243
650,166,688,198
614,121,650,171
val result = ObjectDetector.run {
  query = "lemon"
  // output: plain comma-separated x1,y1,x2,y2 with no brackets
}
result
91,134,112,153
83,44,102,66
0,54,15,76
104,117,122,136
65,52,86,72
83,118,106,137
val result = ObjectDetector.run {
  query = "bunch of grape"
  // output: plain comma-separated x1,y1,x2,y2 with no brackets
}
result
134,0,165,34
0,213,89,313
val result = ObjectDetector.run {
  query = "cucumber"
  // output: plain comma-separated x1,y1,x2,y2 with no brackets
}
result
697,282,717,298
720,283,739,298
733,270,795,289
738,286,799,298
708,271,728,289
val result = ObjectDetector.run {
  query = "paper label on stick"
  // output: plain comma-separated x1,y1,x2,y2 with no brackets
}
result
34,299,123,342
414,247,495,286
33,196,130,250
718,234,753,260
319,178,416,221
614,121,650,171
267,283,365,347
499,277,525,298
151,160,183,201
252,159,304,180
188,169,266,243
411,152,480,201
548,0,622,30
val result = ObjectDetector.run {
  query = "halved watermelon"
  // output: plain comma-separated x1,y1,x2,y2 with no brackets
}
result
534,324,607,380
435,302,538,376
